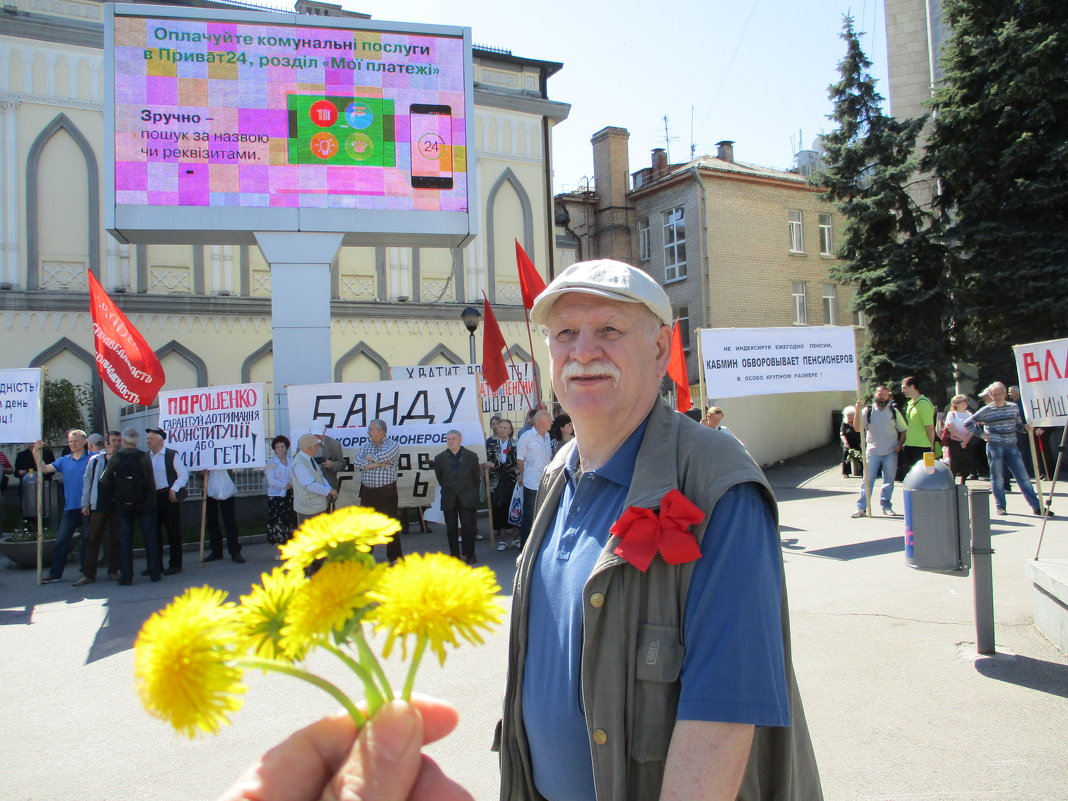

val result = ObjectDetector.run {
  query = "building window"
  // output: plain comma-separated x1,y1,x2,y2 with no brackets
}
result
675,305,690,353
663,207,687,281
788,210,804,253
822,284,837,324
792,281,808,325
819,214,833,255
387,247,411,300
853,308,867,328
638,218,651,262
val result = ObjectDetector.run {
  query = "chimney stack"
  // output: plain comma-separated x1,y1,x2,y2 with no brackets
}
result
651,148,668,177
716,140,735,163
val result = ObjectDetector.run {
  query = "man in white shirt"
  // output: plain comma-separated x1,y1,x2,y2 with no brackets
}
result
145,427,189,575
514,410,552,550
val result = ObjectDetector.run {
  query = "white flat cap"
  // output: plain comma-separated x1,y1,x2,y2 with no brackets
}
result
530,259,672,327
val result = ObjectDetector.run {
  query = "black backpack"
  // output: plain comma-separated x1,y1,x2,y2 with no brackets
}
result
113,452,146,508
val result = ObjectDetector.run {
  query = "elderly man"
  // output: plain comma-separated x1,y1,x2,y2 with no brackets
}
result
498,259,820,801
432,429,481,564
355,419,403,563
145,427,188,575
34,429,91,584
291,433,338,525
76,431,122,586
514,409,552,550
101,427,160,585
965,381,1048,517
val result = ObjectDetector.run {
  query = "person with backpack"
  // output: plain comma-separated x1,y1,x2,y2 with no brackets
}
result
100,427,161,585
852,385,908,518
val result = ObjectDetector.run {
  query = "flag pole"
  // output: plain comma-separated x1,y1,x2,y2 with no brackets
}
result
522,308,542,408
35,366,47,585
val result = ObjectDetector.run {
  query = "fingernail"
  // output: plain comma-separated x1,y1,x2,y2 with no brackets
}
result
368,701,418,761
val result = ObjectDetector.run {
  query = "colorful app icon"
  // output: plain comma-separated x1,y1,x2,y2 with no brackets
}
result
346,133,374,160
345,101,374,130
310,131,339,160
309,100,338,127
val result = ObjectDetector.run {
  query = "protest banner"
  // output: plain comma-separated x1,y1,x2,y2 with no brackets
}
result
390,362,537,415
0,368,42,443
288,375,485,509
1014,337,1068,427
699,326,858,400
157,383,266,470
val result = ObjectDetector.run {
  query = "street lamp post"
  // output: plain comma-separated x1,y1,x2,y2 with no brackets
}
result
461,306,482,365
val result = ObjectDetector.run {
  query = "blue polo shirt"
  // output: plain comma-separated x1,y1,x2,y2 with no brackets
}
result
50,451,91,511
522,420,789,801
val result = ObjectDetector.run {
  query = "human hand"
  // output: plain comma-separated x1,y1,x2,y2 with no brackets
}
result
169,489,178,503
217,695,472,801
82,506,90,516
328,489,339,502
32,440,44,453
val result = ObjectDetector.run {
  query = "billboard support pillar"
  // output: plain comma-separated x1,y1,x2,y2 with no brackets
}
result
255,232,343,437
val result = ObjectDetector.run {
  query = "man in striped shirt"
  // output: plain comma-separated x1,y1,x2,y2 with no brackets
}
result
356,419,403,563
965,381,1049,517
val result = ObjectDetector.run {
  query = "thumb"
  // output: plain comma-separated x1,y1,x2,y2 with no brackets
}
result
324,701,423,801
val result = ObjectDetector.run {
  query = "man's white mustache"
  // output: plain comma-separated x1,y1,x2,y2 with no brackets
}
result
561,361,621,386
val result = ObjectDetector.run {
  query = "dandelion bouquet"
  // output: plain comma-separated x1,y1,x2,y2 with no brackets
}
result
133,506,504,738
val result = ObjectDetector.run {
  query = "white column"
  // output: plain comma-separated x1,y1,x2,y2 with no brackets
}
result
0,100,18,287
254,232,343,435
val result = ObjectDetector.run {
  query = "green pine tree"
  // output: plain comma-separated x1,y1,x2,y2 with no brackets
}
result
925,0,1068,386
815,17,950,402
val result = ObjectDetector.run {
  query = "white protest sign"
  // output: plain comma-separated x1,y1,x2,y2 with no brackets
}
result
157,383,266,470
390,362,537,415
700,326,858,399
0,368,42,443
1013,337,1068,426
287,375,485,509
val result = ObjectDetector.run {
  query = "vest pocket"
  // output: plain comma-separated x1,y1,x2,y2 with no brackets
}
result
632,623,683,762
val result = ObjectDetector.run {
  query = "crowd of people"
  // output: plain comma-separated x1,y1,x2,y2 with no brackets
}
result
847,378,1057,519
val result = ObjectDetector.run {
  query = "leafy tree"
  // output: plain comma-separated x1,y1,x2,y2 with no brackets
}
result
42,378,91,444
815,17,951,403
925,0,1068,386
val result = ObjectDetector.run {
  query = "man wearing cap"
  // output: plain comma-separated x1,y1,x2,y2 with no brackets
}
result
310,423,345,504
291,433,338,525
498,260,821,800
145,427,189,575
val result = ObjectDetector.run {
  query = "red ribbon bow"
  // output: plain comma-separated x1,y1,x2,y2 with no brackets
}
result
609,489,705,572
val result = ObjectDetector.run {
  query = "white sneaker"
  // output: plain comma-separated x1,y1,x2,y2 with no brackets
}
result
496,541,507,551
512,539,522,549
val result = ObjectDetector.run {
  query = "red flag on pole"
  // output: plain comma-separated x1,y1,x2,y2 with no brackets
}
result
87,270,165,406
667,319,693,413
515,239,547,310
482,293,509,393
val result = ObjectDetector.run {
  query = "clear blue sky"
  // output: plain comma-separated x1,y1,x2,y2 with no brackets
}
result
339,0,890,192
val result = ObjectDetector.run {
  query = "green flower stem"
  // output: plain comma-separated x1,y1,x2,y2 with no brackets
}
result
402,636,427,701
238,657,367,728
352,625,395,701
320,641,386,711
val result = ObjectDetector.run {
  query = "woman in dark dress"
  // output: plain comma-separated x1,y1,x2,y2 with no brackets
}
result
840,406,862,477
485,419,518,544
264,435,297,549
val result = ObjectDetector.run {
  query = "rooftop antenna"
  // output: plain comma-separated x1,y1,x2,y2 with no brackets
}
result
662,115,678,163
690,106,696,160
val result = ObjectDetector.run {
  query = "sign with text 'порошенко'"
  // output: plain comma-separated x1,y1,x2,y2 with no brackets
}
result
157,383,267,470
700,326,858,399
1013,337,1068,427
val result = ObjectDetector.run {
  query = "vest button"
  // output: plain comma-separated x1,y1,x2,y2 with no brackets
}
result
589,592,605,608
593,728,608,745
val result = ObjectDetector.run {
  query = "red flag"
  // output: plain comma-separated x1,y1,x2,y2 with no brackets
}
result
87,270,165,405
515,240,547,310
667,319,693,413
482,293,509,393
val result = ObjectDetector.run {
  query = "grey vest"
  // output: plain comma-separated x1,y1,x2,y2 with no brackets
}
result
498,400,822,801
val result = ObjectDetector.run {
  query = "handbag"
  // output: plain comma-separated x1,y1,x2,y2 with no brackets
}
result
507,481,524,526
939,426,952,447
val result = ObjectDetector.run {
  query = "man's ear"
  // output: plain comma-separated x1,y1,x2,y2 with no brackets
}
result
655,324,672,376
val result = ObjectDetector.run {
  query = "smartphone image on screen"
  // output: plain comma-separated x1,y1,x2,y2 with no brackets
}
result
409,104,453,189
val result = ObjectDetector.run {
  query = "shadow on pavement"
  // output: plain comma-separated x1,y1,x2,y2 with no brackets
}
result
974,653,1068,699
803,536,904,561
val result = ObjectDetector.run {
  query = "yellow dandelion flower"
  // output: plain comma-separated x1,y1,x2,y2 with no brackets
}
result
280,506,399,570
236,567,305,661
134,586,246,738
281,559,383,658
367,552,504,665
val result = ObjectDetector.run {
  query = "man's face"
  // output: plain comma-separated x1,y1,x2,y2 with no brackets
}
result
1008,387,1020,401
67,432,86,453
446,432,462,452
988,386,1007,405
547,294,670,429
706,412,723,428
534,412,552,434
369,425,386,446
107,434,121,454
146,431,163,452
874,387,891,406
901,381,918,398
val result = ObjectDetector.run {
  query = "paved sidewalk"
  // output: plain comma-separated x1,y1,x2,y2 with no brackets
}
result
1,446,1065,801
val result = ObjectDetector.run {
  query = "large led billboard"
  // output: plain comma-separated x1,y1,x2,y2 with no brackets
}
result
105,4,476,247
